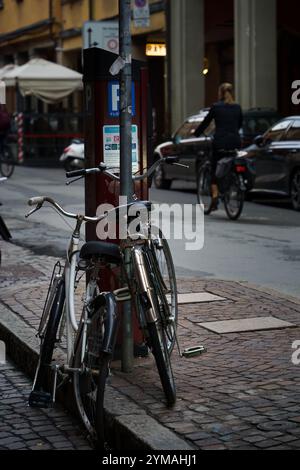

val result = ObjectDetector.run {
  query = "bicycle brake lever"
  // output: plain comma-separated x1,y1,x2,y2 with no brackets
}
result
66,175,84,186
25,204,42,219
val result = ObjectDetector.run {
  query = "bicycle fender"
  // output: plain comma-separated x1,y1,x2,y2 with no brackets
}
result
100,293,118,356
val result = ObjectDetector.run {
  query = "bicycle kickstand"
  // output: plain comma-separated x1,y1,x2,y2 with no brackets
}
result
51,364,70,404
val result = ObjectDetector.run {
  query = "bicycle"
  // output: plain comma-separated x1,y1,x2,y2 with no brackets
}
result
197,150,251,221
0,176,12,265
0,143,15,178
27,158,180,448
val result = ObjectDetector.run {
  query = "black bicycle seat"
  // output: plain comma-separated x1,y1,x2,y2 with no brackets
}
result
80,241,121,264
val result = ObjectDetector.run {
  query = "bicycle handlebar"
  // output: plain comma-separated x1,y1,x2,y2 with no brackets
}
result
26,157,183,222
65,157,181,182
26,196,104,223
28,196,45,206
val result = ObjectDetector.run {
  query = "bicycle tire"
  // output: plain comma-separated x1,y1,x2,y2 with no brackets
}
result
141,247,176,406
151,232,178,353
224,174,244,220
147,321,176,406
30,279,65,396
0,146,15,178
95,354,110,449
73,283,109,446
197,164,213,215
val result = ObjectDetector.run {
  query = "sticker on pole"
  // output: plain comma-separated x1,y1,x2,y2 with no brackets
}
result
133,0,150,28
108,81,136,117
103,125,139,173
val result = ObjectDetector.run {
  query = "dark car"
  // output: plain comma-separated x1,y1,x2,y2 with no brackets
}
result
246,116,300,211
240,108,280,147
153,108,280,190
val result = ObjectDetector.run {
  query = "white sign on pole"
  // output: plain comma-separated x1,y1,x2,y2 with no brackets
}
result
103,125,139,173
0,80,6,105
132,0,150,28
83,21,119,53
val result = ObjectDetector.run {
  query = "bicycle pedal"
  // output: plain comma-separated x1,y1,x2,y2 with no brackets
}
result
182,346,206,358
28,390,53,408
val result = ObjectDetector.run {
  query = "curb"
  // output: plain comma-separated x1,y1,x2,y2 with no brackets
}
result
236,280,300,306
0,302,193,451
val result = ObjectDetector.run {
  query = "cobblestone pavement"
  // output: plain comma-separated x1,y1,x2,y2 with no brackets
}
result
1,240,300,450
0,359,91,450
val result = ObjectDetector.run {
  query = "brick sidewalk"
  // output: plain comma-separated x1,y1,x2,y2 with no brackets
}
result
0,359,91,450
1,240,300,450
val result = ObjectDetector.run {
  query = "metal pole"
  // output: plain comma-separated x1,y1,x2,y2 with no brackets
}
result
119,0,134,372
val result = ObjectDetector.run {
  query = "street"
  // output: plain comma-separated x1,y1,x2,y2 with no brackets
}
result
1,166,299,298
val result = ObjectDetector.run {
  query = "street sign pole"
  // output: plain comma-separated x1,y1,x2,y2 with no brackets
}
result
119,0,134,372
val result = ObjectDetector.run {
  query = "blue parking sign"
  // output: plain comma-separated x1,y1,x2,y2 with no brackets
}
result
108,81,136,117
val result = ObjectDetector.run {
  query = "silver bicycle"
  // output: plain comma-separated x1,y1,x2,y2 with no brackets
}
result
27,159,180,447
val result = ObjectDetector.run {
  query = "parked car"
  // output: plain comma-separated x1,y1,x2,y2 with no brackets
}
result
240,108,280,147
153,108,280,190
245,116,300,211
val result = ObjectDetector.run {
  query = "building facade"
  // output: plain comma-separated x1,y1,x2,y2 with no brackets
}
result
0,0,299,141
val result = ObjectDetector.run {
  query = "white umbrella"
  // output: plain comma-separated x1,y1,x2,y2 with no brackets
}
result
2,58,83,103
0,63,16,79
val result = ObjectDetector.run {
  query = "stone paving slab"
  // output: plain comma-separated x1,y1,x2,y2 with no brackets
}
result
199,317,295,334
175,292,226,304
1,240,300,450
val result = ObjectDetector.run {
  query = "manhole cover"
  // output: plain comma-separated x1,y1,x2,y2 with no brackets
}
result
258,421,297,432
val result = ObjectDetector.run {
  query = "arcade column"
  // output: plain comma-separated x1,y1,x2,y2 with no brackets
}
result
168,0,205,133
234,0,277,110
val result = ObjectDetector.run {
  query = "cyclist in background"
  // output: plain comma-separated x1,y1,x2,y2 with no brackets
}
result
0,103,11,156
195,83,243,210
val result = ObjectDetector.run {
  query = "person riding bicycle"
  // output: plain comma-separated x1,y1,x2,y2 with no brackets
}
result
0,103,11,156
195,83,243,210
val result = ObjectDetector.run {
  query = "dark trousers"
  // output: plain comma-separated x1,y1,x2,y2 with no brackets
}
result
210,150,224,185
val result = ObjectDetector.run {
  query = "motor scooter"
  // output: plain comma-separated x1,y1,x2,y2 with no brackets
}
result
59,139,84,172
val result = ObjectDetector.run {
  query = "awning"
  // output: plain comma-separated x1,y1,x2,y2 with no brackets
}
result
2,58,83,103
0,63,16,79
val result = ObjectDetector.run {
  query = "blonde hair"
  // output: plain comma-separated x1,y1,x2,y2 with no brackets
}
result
218,83,235,104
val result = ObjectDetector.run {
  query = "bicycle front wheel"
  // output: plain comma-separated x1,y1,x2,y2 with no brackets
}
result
0,146,15,178
151,232,178,353
224,175,244,220
197,164,213,215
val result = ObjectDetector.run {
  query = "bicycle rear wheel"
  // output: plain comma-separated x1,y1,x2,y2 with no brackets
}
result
0,146,15,178
29,279,65,407
197,164,213,215
224,175,244,220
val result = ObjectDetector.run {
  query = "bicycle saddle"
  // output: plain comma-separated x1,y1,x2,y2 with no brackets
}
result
80,241,121,264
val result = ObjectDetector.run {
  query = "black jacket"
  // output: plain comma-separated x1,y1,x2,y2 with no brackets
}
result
195,101,243,150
